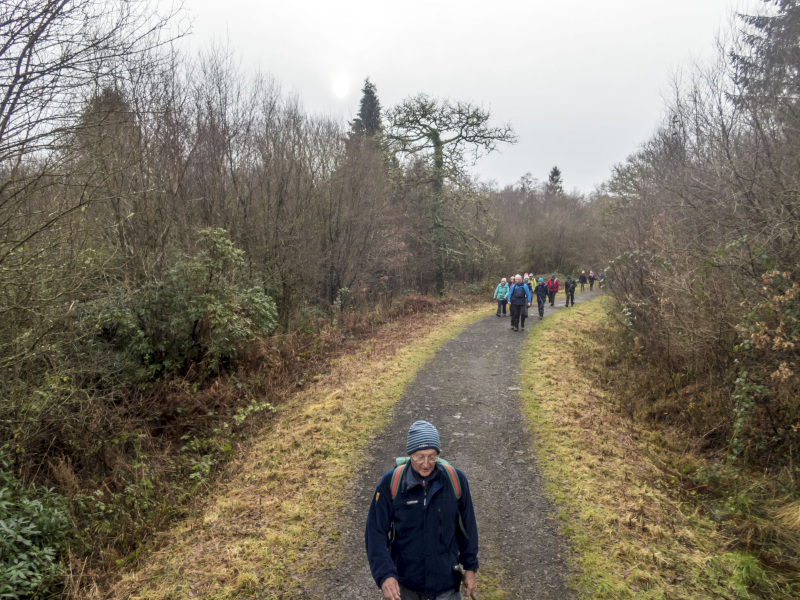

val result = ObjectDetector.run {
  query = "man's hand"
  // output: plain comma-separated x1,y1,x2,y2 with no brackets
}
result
381,577,401,600
462,570,477,597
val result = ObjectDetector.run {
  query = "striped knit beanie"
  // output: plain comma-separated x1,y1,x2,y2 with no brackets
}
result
406,420,441,455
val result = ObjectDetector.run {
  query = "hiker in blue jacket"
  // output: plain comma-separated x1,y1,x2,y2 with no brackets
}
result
534,277,548,319
366,420,479,600
522,275,533,329
493,277,509,316
507,274,531,332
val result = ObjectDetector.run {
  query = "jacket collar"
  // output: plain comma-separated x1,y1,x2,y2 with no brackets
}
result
404,462,441,492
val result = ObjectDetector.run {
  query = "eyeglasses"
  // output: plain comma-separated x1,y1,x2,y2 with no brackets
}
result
410,453,439,465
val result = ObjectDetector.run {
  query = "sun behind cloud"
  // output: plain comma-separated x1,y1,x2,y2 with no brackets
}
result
331,72,350,99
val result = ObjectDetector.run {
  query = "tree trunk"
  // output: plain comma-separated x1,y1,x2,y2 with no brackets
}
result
431,132,446,295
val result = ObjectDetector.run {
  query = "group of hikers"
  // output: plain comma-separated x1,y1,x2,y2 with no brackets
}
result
491,269,599,331
362,273,603,600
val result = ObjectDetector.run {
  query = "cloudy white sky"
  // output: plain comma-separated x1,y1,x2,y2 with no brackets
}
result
181,0,753,193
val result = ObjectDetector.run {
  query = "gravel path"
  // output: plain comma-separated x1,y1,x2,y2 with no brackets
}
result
312,290,598,599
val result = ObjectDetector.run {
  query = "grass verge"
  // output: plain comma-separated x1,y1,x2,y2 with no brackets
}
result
519,296,799,599
104,303,489,599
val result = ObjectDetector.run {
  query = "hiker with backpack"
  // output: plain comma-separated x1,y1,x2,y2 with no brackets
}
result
493,277,509,316
564,274,577,307
522,275,533,329
546,274,559,306
365,420,479,600
534,277,548,319
579,270,587,292
588,270,595,291
507,274,532,332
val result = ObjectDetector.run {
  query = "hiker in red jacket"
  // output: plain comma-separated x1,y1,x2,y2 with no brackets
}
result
546,274,559,306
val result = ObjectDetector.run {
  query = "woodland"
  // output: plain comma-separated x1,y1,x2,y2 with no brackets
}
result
0,0,798,597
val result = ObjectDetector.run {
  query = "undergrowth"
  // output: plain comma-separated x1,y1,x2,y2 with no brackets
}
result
101,303,489,599
4,246,480,600
0,457,70,600
519,296,800,599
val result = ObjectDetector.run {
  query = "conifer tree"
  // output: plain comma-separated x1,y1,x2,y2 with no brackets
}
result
350,78,382,136
546,166,564,196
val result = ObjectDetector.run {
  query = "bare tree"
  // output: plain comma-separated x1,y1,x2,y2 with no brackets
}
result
0,0,181,368
0,0,181,164
386,94,515,294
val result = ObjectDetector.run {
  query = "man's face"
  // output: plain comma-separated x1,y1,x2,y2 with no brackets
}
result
409,449,439,477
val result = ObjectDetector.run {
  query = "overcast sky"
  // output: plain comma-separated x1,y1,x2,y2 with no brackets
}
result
181,0,753,193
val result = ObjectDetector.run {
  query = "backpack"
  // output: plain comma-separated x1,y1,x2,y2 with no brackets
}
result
390,457,469,539
509,283,528,303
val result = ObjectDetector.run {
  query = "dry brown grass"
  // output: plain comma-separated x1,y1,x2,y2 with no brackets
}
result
101,303,489,599
519,296,799,599
776,501,800,535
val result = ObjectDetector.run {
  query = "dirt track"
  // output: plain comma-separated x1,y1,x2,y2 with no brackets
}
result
312,289,598,599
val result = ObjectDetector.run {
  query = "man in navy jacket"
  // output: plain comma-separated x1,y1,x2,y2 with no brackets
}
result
534,278,548,319
507,274,532,332
366,420,479,599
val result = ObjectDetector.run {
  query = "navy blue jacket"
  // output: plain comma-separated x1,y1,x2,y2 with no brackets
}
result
365,462,479,595
534,283,548,302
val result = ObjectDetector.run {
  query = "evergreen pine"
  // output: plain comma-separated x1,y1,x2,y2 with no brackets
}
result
546,166,564,196
351,78,382,136
734,0,800,102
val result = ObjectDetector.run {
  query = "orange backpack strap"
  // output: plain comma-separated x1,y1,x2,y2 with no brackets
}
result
390,463,407,499
389,458,468,540
388,462,408,543
438,460,468,537
438,461,461,499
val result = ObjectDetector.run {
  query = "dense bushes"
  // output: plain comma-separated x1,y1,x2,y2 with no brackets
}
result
81,228,278,381
732,271,800,459
3,228,278,465
597,2,800,464
0,229,283,594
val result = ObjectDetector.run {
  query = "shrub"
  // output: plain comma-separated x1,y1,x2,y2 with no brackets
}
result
82,228,278,381
0,457,70,600
732,271,800,460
